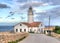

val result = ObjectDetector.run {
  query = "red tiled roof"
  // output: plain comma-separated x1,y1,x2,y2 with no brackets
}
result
22,22,41,27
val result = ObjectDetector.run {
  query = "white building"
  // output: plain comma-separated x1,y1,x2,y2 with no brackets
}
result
14,6,45,33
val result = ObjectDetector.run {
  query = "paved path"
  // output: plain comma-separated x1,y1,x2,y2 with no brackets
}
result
18,34,60,43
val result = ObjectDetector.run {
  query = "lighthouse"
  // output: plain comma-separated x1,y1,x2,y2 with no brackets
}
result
14,6,44,33
28,6,34,23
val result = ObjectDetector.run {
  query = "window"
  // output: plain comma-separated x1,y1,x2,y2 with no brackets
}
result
30,29,32,32
38,29,40,31
20,29,22,32
24,29,26,32
41,24,43,26
20,24,22,26
16,29,18,32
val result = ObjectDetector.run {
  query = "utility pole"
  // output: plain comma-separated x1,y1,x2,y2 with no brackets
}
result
49,16,50,28
48,15,51,35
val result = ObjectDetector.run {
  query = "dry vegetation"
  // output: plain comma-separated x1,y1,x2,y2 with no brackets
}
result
0,32,29,43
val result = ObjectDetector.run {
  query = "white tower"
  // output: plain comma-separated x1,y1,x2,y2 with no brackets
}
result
28,6,34,23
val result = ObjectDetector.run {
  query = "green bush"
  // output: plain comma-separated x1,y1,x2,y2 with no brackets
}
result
56,30,60,34
53,26,60,34
8,36,26,43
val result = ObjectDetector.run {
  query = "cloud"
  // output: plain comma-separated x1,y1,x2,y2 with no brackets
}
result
0,3,10,8
20,16,25,19
0,18,19,23
13,0,52,9
6,11,15,18
0,17,2,18
42,2,53,6
20,2,53,10
16,0,28,3
35,6,60,16
11,18,15,19
9,11,14,15
35,6,60,20
42,0,60,5
12,0,54,14
20,2,42,8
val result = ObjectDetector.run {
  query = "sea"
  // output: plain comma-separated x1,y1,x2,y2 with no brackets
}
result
0,26,14,32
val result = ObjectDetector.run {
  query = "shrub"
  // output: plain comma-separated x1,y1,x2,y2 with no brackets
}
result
53,26,60,34
56,30,60,34
8,36,26,43
29,31,34,33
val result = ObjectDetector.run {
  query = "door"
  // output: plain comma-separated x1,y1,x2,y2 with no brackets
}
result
24,29,26,32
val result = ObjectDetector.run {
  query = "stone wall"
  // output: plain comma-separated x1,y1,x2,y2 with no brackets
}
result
0,32,29,43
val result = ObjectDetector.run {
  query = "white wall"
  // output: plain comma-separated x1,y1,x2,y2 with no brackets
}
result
14,23,45,33
14,23,28,32
32,27,38,33
28,15,33,23
28,27,32,32
28,27,39,33
39,23,45,33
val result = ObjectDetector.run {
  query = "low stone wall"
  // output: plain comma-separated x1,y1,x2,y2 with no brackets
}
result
51,32,60,38
0,32,29,43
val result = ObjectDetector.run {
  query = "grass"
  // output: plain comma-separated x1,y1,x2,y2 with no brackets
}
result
8,36,26,43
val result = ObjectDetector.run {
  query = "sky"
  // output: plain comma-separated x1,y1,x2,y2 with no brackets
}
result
0,0,60,26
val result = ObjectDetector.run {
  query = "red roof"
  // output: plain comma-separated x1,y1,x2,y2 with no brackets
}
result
22,22,42,27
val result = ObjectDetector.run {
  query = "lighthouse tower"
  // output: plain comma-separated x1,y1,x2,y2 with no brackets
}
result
28,6,34,23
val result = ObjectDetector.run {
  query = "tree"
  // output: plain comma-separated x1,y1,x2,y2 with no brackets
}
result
53,26,60,34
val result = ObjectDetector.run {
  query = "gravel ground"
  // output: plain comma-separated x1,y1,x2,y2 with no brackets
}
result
18,34,60,43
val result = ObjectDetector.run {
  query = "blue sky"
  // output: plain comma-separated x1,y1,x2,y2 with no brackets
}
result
0,0,60,26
